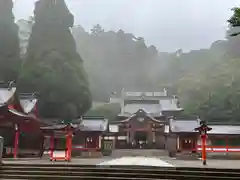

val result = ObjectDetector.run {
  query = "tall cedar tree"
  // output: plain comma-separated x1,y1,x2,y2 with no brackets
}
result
0,0,20,82
18,0,92,120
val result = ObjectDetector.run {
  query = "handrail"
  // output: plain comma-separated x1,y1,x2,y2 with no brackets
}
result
194,145,240,152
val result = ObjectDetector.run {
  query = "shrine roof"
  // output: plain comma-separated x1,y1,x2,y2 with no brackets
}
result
118,112,133,117
8,109,28,117
159,99,183,111
41,116,108,132
19,93,37,114
41,118,62,125
124,104,162,115
108,124,119,132
170,119,199,133
208,125,240,135
122,99,182,116
122,87,167,92
170,119,240,135
40,124,79,131
6,109,43,132
0,82,16,107
120,109,164,123
79,117,108,131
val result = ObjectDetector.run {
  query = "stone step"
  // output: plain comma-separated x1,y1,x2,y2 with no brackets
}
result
0,165,172,180
2,163,240,180
81,151,102,158
1,174,135,180
176,153,199,160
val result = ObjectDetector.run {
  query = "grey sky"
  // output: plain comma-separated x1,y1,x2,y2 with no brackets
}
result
13,0,240,52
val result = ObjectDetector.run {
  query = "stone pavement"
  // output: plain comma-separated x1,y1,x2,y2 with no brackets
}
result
3,158,109,165
98,156,174,167
3,155,240,169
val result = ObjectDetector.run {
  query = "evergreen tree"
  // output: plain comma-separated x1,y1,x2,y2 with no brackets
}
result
18,0,92,119
0,0,20,82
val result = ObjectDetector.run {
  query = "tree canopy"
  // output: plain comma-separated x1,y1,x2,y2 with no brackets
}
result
2,2,240,122
0,0,20,82
17,0,91,119
72,7,240,122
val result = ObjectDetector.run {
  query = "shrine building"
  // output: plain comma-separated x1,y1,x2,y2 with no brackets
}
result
166,119,240,157
106,88,183,149
0,81,43,157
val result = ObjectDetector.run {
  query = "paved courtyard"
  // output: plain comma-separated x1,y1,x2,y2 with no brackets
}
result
3,149,240,169
4,155,240,169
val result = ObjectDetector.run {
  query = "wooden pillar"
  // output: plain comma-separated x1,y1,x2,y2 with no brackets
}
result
226,136,229,153
69,132,72,160
201,135,207,165
39,135,45,158
126,131,130,144
85,136,88,149
153,131,156,143
66,129,72,161
177,136,180,151
65,133,68,160
13,124,19,159
96,135,99,148
98,135,102,149
49,134,54,160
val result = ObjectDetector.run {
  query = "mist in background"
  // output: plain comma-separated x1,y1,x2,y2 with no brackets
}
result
14,0,240,52
12,0,240,122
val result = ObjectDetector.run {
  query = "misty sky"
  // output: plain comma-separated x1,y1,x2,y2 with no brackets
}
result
13,0,240,52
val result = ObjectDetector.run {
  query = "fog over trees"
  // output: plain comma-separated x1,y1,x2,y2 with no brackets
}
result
72,8,240,122
5,0,240,122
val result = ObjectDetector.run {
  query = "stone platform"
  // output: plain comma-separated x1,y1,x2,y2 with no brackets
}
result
4,156,240,170
3,149,240,169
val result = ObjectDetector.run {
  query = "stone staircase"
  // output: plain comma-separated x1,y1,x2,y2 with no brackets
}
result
0,162,239,179
175,152,200,160
81,151,102,158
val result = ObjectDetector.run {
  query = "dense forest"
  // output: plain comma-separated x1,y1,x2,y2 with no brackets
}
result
73,8,240,122
2,0,240,122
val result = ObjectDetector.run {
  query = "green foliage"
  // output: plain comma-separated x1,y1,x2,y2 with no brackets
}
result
228,7,240,27
73,25,159,101
0,0,20,82
18,0,91,119
2,1,240,123
72,5,240,123
71,20,240,122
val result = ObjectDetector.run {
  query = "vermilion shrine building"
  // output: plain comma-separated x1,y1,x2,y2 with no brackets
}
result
106,88,240,155
0,81,110,158
166,119,240,156
1,82,240,159
41,116,109,159
0,81,42,157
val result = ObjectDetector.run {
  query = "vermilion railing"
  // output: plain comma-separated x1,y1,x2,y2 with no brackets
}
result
194,145,240,152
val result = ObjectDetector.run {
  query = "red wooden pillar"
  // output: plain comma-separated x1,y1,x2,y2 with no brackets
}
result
13,124,19,159
194,120,212,166
49,134,54,160
66,128,72,161
226,136,229,153
65,131,69,160
201,134,207,165
69,131,73,160
85,136,88,149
